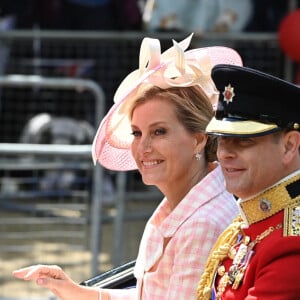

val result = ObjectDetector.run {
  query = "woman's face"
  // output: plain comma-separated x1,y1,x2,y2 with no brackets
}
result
130,98,200,193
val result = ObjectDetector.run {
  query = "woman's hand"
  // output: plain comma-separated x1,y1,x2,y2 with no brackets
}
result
12,264,100,300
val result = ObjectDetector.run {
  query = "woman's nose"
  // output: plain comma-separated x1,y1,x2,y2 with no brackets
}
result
139,135,152,153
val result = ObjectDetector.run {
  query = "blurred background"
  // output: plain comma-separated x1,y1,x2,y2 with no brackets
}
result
0,0,299,299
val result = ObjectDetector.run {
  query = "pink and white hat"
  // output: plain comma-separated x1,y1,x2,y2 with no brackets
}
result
92,34,243,171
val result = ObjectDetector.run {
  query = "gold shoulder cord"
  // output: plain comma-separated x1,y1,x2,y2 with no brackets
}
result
197,215,245,300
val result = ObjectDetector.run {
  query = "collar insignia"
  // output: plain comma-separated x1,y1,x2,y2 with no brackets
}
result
223,84,235,104
240,174,300,225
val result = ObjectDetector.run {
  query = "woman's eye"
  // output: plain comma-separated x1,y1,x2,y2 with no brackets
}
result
131,130,141,137
154,128,166,135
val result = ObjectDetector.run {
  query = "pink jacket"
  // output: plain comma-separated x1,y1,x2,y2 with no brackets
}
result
106,164,238,299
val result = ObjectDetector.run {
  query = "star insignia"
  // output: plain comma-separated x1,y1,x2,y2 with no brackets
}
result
223,84,235,104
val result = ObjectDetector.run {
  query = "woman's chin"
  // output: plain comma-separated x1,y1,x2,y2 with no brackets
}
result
141,175,159,186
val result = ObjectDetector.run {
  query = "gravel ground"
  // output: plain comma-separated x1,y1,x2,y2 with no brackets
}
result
0,198,160,300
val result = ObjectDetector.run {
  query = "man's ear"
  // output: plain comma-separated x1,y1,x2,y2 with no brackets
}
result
282,131,300,164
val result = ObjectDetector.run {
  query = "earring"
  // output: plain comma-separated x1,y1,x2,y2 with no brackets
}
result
195,152,202,160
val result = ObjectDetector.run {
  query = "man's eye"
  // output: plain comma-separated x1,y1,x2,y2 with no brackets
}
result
131,130,141,137
239,137,252,143
238,138,255,146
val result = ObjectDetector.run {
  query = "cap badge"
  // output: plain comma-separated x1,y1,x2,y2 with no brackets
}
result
223,84,235,104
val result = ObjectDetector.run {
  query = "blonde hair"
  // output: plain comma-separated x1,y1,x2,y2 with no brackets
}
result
130,85,217,162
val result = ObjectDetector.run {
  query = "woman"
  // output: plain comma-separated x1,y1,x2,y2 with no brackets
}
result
13,34,242,299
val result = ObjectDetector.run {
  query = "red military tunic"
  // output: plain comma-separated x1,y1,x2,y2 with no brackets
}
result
197,171,300,300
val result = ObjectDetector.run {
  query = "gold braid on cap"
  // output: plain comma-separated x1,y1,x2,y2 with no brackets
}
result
197,215,245,300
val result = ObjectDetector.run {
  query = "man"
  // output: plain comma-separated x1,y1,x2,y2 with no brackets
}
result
197,64,300,299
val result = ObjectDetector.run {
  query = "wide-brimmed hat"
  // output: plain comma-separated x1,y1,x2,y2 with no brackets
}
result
206,64,300,137
92,34,243,171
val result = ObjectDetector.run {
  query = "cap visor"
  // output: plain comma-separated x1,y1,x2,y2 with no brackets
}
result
206,117,279,137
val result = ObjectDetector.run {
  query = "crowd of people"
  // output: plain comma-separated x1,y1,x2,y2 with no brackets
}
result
0,0,142,30
0,0,292,32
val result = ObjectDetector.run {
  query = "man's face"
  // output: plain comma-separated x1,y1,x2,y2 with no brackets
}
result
217,133,287,199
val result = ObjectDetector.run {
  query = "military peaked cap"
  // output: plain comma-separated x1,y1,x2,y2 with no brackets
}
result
206,64,300,137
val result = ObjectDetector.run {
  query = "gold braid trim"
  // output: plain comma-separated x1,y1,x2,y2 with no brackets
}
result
240,173,300,225
197,215,245,300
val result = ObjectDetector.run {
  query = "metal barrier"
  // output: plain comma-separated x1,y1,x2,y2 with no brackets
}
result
0,75,106,294
0,143,103,300
0,144,94,248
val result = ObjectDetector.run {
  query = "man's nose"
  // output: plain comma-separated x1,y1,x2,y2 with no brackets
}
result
217,138,235,160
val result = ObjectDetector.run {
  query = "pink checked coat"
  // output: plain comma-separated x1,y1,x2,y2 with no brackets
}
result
106,164,238,299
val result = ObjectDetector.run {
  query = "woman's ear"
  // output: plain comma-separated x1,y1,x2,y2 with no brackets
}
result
282,131,300,164
194,132,208,153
